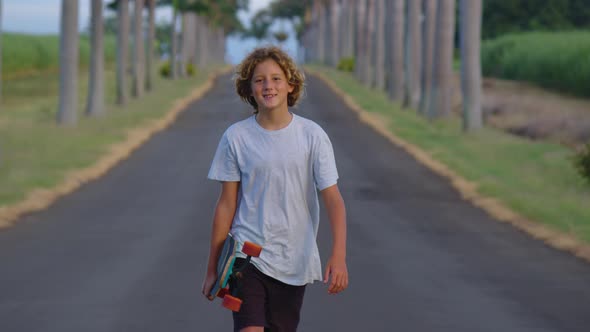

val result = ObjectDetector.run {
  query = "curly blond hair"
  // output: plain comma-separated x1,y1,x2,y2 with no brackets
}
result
234,46,305,113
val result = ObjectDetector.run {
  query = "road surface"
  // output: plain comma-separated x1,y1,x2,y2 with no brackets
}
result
1,73,589,331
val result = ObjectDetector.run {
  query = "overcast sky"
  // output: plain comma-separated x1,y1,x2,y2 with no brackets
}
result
3,0,299,64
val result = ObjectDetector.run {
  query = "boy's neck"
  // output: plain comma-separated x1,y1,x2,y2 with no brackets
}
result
255,107,293,131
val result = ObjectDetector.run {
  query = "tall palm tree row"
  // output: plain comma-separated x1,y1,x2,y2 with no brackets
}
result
57,0,79,126
57,0,245,126
459,0,483,131
116,0,130,106
296,0,483,132
86,0,105,117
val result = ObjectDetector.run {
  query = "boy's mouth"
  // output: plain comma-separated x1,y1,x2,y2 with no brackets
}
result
263,94,277,101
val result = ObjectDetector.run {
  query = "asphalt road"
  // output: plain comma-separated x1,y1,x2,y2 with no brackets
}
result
1,73,590,332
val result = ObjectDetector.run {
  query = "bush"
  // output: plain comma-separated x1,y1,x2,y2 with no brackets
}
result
159,62,197,78
159,62,171,77
574,143,590,183
337,57,355,72
186,62,196,76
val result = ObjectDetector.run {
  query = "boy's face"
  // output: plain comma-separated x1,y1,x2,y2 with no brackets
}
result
250,59,294,113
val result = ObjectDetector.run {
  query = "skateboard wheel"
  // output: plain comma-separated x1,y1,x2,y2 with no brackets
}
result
242,242,262,257
222,295,243,312
217,286,229,298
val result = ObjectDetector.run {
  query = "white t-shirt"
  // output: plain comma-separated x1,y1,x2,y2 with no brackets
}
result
207,113,339,285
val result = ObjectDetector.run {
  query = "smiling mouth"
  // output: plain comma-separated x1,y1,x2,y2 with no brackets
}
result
263,94,277,100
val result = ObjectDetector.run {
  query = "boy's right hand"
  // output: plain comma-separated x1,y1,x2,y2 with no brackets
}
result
201,271,218,301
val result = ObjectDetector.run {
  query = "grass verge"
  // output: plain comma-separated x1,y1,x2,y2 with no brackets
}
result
307,65,590,252
0,65,227,227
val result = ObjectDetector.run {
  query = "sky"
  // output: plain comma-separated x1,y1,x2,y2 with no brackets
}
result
3,0,299,64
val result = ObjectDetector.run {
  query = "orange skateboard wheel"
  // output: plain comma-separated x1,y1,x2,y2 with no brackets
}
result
242,242,262,257
222,295,243,312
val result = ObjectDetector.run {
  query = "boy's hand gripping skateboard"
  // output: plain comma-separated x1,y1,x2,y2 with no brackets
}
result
207,233,262,312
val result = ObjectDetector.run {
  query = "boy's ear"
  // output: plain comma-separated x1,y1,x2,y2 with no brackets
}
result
288,84,295,93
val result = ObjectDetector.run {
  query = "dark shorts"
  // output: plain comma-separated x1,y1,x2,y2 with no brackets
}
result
231,258,306,332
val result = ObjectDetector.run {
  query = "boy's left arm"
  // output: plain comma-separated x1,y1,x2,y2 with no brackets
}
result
321,184,349,294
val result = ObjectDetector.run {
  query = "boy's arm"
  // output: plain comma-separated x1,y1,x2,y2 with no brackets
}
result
202,181,240,299
321,184,349,294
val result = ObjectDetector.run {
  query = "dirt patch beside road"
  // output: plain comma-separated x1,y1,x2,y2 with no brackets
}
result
453,75,590,149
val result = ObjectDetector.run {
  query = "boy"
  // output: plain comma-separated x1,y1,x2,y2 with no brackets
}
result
202,46,348,332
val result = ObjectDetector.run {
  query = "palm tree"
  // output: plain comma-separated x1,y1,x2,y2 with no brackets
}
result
116,0,130,105
403,0,422,109
388,0,404,102
146,0,156,91
132,0,145,97
329,0,341,67
178,11,189,77
363,0,375,86
317,0,326,64
354,0,366,82
170,2,179,79
197,17,210,70
374,0,386,90
418,0,436,116
460,0,483,131
428,0,456,118
57,0,79,126
86,0,105,117
344,0,355,59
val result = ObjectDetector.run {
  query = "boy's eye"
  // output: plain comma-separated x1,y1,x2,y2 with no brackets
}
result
273,77,281,81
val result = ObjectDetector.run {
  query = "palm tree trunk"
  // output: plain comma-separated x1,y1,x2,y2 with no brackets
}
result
86,0,104,117
217,28,225,64
317,0,326,64
388,0,404,101
146,0,155,91
364,0,375,86
374,0,386,90
403,0,422,109
354,0,366,81
116,0,129,105
57,0,79,126
170,6,178,79
193,15,202,69
460,0,483,131
132,0,145,97
346,0,355,58
198,18,209,70
311,2,319,62
418,0,437,116
429,0,456,118
179,13,188,77
330,0,341,67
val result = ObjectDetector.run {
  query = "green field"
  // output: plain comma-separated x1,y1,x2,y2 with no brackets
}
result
2,33,118,79
308,65,590,243
481,30,590,98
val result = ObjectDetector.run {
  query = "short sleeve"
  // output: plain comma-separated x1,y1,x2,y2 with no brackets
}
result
313,130,339,190
207,131,241,182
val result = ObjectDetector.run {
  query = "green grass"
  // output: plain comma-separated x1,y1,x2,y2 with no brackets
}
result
2,33,117,78
0,65,219,206
308,65,590,243
481,30,590,98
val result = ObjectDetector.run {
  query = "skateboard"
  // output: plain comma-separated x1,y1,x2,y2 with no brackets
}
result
208,233,262,312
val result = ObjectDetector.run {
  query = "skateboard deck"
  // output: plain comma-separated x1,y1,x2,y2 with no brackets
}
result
207,233,262,312
208,233,238,299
